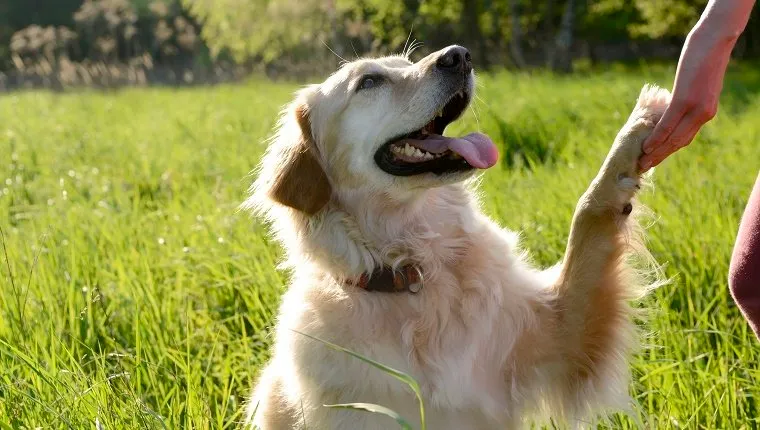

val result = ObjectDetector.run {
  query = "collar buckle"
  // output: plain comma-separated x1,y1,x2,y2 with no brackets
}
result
407,265,424,294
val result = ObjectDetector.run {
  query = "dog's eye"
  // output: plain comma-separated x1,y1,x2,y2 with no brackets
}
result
357,75,383,92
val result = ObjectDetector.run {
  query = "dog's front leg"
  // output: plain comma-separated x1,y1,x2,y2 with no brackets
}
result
549,85,670,420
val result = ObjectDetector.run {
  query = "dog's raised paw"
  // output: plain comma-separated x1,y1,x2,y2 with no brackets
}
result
620,85,671,164
633,84,671,120
590,84,671,215
621,84,671,142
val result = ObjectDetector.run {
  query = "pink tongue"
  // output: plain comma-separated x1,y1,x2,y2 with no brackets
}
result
405,132,499,169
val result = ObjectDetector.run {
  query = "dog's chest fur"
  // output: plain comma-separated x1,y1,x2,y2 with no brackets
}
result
273,186,556,426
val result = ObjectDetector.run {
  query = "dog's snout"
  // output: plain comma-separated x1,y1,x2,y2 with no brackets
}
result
436,46,472,74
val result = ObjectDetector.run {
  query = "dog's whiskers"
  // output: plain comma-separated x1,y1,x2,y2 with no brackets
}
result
321,39,348,65
469,103,481,132
473,93,490,111
402,26,414,59
406,40,423,59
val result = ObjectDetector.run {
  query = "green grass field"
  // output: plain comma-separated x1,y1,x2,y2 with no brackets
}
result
1,63,760,429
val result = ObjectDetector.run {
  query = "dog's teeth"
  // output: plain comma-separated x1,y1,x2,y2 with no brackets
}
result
413,148,425,158
404,144,416,156
437,109,443,118
422,152,434,160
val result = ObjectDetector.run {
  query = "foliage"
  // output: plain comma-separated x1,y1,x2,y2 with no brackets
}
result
9,26,78,68
583,0,641,42
1,64,760,427
183,0,760,73
184,0,334,63
3,0,202,75
3,0,760,76
630,0,709,38
0,0,82,69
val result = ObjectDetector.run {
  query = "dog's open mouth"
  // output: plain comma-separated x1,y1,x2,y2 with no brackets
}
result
374,90,499,176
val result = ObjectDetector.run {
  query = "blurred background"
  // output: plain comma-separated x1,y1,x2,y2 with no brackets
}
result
3,2,760,428
2,0,760,90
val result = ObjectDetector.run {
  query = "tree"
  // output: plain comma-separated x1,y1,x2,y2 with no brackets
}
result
548,0,578,72
508,0,527,68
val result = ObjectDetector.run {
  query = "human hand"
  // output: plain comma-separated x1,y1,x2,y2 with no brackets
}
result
638,0,756,171
638,30,730,171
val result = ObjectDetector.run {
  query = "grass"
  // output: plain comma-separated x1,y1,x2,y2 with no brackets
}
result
1,62,759,429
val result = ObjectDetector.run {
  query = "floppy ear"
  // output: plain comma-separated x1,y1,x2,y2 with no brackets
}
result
266,104,332,215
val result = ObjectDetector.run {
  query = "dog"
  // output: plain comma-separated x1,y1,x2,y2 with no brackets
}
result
243,45,669,429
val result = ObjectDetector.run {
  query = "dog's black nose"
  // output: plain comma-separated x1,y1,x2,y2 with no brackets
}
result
436,46,472,74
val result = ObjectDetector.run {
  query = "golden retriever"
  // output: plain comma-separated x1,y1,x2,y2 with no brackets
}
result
243,45,669,429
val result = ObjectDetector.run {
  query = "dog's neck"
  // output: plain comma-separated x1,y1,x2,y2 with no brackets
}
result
286,184,478,280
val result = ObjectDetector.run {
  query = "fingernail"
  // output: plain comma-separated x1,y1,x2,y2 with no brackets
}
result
641,160,651,170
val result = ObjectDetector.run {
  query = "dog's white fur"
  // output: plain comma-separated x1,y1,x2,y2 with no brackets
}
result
243,46,670,429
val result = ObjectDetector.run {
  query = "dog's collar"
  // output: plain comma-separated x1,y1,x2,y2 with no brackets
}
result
345,265,424,294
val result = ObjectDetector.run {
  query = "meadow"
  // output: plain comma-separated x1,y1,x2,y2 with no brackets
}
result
1,62,760,429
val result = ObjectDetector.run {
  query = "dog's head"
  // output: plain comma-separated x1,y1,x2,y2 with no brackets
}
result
253,45,498,216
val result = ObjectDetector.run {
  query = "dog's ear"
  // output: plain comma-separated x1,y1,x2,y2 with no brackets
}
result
267,104,331,215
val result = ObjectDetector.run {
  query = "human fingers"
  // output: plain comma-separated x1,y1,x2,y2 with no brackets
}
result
642,102,686,154
639,124,701,171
